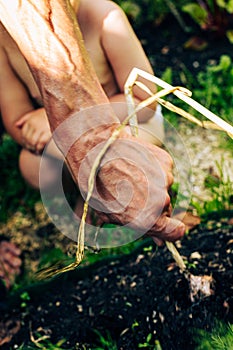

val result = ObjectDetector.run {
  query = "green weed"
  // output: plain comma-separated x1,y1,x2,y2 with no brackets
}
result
0,134,40,222
115,0,141,23
159,57,233,152
116,0,187,28
194,55,233,125
93,330,117,350
191,158,233,216
20,291,31,308
138,333,163,349
195,321,233,350
182,0,233,43
14,337,67,350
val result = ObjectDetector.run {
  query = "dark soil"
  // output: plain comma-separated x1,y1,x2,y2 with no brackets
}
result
1,213,233,349
1,14,233,350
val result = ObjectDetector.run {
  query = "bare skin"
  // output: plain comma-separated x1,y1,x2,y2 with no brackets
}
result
0,0,163,189
0,0,185,247
0,241,21,289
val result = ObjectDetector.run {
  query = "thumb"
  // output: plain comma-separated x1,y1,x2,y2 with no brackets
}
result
149,215,186,243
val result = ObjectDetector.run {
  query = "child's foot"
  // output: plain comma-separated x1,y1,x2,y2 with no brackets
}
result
0,240,22,290
0,318,21,347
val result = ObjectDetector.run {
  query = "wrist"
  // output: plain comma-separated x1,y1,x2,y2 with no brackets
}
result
52,104,123,178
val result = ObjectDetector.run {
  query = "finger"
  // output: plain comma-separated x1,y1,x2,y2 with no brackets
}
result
161,216,186,242
157,192,172,219
21,123,30,140
151,145,174,173
40,131,52,145
22,134,39,152
166,171,174,189
21,124,36,146
151,236,164,246
166,203,173,217
35,142,44,153
15,114,30,128
30,131,42,148
149,145,174,186
35,132,51,152
26,131,39,147
163,193,172,212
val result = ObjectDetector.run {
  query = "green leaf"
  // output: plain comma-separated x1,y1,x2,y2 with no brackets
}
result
120,1,141,20
182,3,208,27
146,333,152,343
226,29,233,43
161,67,173,85
226,0,233,12
216,0,227,9
216,0,233,12
219,55,232,70
20,291,31,301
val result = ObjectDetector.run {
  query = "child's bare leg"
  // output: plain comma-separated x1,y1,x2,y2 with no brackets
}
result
19,149,98,225
19,149,41,189
19,148,63,190
138,106,165,146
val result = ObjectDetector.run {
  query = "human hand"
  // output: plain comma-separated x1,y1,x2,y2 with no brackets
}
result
0,241,22,289
15,108,51,153
77,129,185,246
0,0,184,246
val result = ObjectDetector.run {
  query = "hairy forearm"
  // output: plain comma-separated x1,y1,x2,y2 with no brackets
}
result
0,0,121,174
0,0,185,240
0,1,119,127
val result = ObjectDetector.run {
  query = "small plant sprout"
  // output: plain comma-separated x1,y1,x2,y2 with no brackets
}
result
38,68,232,300
20,291,31,308
93,329,118,350
195,321,233,350
29,322,66,350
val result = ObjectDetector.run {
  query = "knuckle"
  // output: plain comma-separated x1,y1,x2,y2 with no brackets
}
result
164,193,171,209
166,172,174,187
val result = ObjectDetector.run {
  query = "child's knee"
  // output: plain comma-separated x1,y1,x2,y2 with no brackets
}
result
19,148,72,193
139,105,165,146
19,149,58,190
19,149,41,188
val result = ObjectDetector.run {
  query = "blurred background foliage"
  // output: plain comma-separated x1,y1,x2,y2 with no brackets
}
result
115,0,233,43
0,134,40,222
